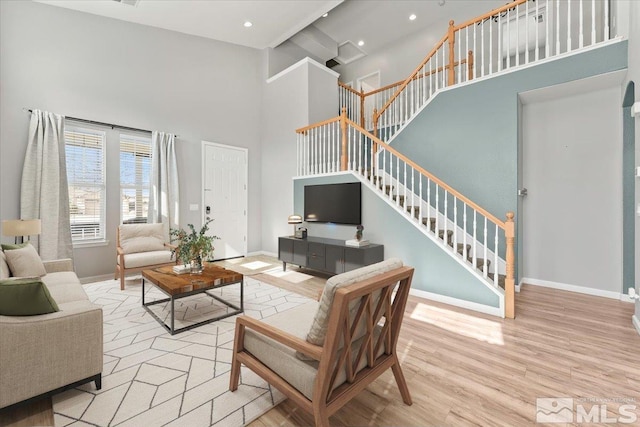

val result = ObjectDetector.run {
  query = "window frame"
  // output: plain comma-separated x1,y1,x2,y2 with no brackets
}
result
64,124,107,246
119,132,152,225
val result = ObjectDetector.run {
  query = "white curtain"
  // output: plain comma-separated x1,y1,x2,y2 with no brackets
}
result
20,110,73,260
148,131,179,239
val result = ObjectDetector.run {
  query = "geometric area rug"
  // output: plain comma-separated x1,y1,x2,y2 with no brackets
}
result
52,277,312,426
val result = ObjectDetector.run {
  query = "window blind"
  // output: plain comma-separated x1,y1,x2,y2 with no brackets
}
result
65,127,106,242
120,134,151,224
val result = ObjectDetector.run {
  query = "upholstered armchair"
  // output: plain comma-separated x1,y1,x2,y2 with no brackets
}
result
115,223,175,290
229,258,414,427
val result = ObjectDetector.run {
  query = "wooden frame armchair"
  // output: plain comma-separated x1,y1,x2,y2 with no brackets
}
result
229,260,414,427
115,223,176,290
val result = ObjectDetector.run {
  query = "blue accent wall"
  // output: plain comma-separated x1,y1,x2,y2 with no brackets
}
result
294,174,501,309
390,42,628,282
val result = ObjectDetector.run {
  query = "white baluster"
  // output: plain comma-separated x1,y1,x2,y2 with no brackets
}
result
297,134,300,176
481,19,485,77
418,174,422,224
507,7,511,68
321,125,326,173
556,0,560,55
396,156,400,206
358,128,362,174
546,0,550,58
463,204,468,259
489,17,493,75
591,0,596,45
442,46,446,88
429,59,433,96
604,0,609,41
526,0,530,64
382,148,386,196
535,0,540,61
403,162,407,212
411,169,415,219
579,0,584,48
498,13,502,72
444,190,448,246
568,0,572,52
458,29,462,83
494,226,499,286
472,210,477,269
435,47,439,91
426,177,431,228
435,185,439,236
483,217,488,278
515,3,520,67
453,197,458,254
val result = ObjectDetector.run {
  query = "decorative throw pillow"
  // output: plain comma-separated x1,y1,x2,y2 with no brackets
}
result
0,251,9,279
1,242,29,251
119,223,166,254
0,278,59,316
3,244,47,277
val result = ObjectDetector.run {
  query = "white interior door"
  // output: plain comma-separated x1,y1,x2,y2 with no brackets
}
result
202,142,247,260
357,71,380,130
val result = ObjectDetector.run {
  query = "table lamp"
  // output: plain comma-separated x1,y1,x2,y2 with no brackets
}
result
2,219,42,244
287,214,302,236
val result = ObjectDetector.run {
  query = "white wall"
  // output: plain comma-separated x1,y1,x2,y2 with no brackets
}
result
521,85,622,294
625,0,640,321
0,1,262,279
260,59,338,255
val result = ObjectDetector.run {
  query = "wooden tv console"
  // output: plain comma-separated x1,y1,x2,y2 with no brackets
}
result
278,236,384,275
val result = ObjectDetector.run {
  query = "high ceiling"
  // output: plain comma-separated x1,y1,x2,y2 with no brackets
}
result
35,0,507,56
33,0,342,50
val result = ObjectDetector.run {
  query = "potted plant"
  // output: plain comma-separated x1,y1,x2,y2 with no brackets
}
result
170,219,219,273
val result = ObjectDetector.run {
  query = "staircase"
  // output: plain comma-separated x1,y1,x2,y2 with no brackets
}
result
298,0,614,318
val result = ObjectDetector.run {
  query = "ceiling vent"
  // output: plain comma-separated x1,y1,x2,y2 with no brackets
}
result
112,0,140,6
334,41,366,65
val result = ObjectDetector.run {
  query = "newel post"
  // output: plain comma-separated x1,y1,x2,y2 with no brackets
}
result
505,212,515,319
360,88,366,129
340,107,348,171
447,20,456,86
468,50,474,81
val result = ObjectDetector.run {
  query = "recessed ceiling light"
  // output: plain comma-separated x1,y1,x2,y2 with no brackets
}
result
322,13,328,18
409,14,417,21
243,21,253,28
358,40,364,46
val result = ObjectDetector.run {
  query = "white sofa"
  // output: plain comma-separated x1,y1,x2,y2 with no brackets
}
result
0,256,103,409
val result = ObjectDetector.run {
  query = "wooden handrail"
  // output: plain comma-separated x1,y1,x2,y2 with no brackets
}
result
453,0,528,31
373,34,450,122
338,81,361,96
296,116,341,134
345,117,506,229
361,59,468,98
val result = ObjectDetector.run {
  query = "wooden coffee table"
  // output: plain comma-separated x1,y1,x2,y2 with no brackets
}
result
141,264,243,335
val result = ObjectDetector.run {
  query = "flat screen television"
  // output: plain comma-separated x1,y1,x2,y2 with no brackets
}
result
304,182,361,225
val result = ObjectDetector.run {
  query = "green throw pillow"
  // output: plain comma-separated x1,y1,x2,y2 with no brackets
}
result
1,242,29,251
0,278,59,316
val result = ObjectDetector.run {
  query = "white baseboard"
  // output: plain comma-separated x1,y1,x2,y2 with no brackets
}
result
520,277,623,300
80,273,115,284
247,250,278,258
620,293,636,303
633,315,640,336
409,288,503,318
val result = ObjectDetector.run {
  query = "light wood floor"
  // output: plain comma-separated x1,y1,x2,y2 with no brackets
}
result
1,255,638,426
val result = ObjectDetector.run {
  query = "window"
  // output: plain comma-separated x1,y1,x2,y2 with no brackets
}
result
65,126,106,243
120,134,151,224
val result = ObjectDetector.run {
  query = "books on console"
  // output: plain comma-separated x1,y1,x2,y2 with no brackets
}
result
345,239,370,247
